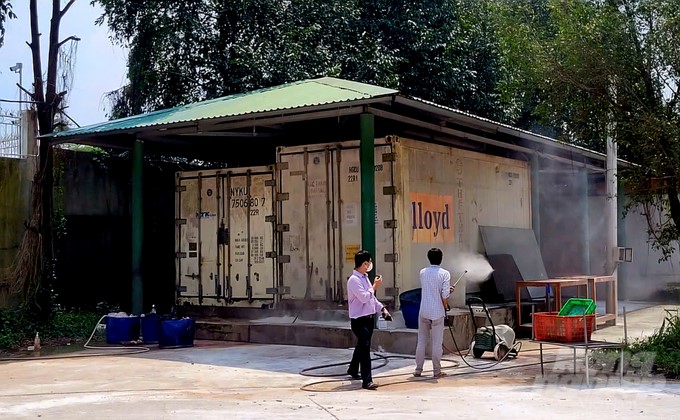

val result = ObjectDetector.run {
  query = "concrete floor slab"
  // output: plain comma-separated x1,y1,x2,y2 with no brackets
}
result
1,304,678,419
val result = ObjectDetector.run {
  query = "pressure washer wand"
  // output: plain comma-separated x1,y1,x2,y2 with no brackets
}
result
452,270,468,288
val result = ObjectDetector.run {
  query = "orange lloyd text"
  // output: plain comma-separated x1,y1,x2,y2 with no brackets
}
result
411,201,451,238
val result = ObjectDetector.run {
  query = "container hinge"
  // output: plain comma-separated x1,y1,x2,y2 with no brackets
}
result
383,186,398,195
175,185,187,192
177,285,187,292
383,219,397,229
265,215,276,223
276,224,290,232
265,251,277,259
175,218,187,225
382,152,397,162
384,287,400,297
266,286,291,295
278,255,291,263
276,192,290,201
264,179,276,187
276,162,289,171
175,252,187,258
384,253,398,263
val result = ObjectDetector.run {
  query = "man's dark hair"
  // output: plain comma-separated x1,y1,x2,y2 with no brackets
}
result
427,248,443,265
354,250,372,268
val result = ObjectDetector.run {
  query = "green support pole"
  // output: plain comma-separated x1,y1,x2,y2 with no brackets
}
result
132,139,144,314
360,113,376,280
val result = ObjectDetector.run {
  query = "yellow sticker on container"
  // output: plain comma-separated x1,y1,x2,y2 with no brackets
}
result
409,192,454,243
345,244,361,261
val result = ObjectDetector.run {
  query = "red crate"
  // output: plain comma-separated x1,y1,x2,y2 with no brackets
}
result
533,312,596,342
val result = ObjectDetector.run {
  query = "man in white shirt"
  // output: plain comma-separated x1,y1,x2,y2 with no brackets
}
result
414,248,453,378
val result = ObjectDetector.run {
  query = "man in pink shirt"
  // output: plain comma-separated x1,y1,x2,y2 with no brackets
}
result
346,250,391,390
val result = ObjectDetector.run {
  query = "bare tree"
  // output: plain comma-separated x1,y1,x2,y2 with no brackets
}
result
2,0,79,306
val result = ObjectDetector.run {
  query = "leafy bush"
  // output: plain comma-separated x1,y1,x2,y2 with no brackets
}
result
592,309,680,379
629,309,680,378
0,304,102,350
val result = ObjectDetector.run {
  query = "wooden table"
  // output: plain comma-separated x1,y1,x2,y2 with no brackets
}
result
515,276,617,330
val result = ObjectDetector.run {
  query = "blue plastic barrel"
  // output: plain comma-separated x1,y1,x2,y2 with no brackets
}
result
106,315,140,344
141,314,164,344
159,318,196,349
399,288,422,329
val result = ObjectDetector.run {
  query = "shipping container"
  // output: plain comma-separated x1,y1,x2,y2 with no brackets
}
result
276,136,531,307
175,166,277,306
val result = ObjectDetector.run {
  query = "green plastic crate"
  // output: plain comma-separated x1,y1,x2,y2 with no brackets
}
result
558,298,596,316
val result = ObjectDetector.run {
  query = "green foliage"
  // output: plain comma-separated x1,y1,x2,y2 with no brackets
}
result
47,310,101,339
591,309,680,378
0,303,101,350
93,0,506,121
0,0,16,48
493,0,680,257
628,309,680,377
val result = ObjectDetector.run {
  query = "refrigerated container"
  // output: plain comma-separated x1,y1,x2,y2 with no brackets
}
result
275,136,531,307
175,166,277,306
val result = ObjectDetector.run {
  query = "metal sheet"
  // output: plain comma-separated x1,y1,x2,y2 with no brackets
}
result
479,226,546,299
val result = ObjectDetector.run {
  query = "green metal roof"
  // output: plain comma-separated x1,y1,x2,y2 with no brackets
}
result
49,77,398,138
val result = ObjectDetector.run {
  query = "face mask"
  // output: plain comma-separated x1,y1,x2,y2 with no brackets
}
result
366,262,373,273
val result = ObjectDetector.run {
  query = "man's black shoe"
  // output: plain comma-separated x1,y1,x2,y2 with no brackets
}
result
347,370,361,380
362,381,379,390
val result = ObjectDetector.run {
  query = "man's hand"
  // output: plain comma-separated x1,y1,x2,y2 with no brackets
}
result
449,286,456,294
373,275,383,289
382,307,392,321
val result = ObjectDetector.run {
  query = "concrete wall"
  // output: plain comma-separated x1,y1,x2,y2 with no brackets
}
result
53,149,177,312
0,111,35,307
539,165,678,302
0,158,32,306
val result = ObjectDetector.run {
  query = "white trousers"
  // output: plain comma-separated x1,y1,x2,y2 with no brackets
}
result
415,315,445,375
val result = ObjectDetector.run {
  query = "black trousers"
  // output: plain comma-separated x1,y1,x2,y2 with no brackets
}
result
349,314,375,385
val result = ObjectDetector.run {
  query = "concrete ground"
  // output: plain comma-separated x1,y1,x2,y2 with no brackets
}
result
1,305,678,419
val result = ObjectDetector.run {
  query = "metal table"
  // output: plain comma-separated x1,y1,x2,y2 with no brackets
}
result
533,339,626,386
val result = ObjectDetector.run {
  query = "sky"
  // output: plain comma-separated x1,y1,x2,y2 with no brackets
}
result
0,1,127,127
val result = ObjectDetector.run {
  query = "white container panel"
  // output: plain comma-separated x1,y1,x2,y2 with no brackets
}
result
277,140,394,302
225,170,275,299
176,166,275,306
278,149,334,300
177,176,201,297
198,174,220,298
335,142,395,301
393,138,531,307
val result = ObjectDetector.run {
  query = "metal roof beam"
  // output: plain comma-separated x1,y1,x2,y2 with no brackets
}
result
203,105,369,131
369,107,605,172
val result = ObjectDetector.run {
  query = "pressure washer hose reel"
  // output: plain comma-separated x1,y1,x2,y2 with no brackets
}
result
467,297,519,361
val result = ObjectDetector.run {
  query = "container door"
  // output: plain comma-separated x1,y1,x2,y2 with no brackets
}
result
223,170,276,301
278,148,335,300
334,142,396,301
176,173,221,304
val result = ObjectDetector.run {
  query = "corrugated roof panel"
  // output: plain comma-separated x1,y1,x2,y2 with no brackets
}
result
50,77,398,138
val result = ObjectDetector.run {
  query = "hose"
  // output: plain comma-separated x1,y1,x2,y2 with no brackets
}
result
0,315,150,362
299,354,577,392
445,321,524,370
